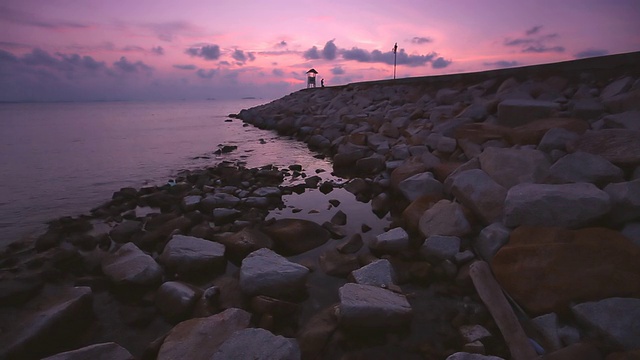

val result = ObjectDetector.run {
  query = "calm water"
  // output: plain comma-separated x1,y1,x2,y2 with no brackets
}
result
0,99,342,247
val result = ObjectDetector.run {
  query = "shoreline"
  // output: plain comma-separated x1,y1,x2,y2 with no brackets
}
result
1,52,639,359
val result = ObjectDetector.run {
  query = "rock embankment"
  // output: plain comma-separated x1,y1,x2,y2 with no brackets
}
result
234,52,640,358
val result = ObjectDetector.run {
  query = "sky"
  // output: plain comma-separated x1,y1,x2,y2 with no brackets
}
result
1,0,639,102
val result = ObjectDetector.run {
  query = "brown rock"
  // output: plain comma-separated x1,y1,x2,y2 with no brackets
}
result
263,218,330,255
401,194,444,234
506,117,589,145
390,159,428,190
492,227,640,315
216,227,273,261
567,129,640,166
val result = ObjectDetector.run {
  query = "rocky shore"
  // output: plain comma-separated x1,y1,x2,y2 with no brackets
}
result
1,52,640,359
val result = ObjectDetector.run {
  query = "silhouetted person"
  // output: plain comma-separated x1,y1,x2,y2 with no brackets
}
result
321,79,325,87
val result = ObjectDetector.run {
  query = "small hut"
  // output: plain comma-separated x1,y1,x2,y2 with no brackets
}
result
306,68,318,88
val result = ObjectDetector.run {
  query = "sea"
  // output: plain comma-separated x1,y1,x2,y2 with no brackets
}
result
0,99,357,248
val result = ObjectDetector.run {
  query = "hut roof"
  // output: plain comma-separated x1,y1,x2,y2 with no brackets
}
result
306,68,318,74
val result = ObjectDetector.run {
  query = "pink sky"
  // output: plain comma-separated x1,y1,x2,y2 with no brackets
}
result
1,0,639,101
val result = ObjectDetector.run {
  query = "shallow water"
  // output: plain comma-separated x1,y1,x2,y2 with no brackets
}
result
0,99,342,247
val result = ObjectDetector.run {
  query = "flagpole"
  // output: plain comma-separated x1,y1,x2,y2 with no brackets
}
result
393,42,398,79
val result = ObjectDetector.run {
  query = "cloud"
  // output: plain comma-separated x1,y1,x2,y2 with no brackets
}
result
122,45,146,53
151,46,164,55
276,40,287,48
232,49,256,64
323,40,337,60
484,60,520,68
574,49,609,59
142,21,201,42
196,69,216,79
303,46,321,60
525,25,543,36
331,66,345,75
113,56,153,73
173,64,196,70
432,57,452,69
186,44,221,60
504,27,564,53
272,68,285,77
0,49,19,63
0,5,91,30
342,47,437,67
411,37,433,44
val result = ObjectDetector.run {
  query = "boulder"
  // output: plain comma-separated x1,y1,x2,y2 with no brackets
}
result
216,227,273,261
450,169,507,224
350,259,396,288
538,128,580,152
157,308,251,360
492,227,640,315
397,171,444,202
473,223,511,262
337,233,364,254
212,208,242,223
101,243,163,286
41,342,133,360
181,195,202,212
239,248,309,300
109,220,142,243
211,328,300,360
0,287,94,359
600,76,634,100
297,306,340,359
479,147,550,189
419,200,472,238
503,183,611,228
369,227,410,253
263,218,330,255
200,192,241,210
318,249,360,277
571,297,640,351
390,159,428,189
159,235,226,278
458,324,492,343
621,222,640,248
567,129,640,166
603,111,640,130
547,151,624,186
401,195,444,234
252,186,282,197
338,283,412,328
506,117,589,145
604,179,640,223
420,235,460,263
156,281,202,322
355,154,386,174
532,313,562,351
497,99,560,127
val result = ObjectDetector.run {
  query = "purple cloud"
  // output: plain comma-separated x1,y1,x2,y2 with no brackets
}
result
173,64,196,70
432,57,452,69
574,49,609,59
504,27,564,53
525,25,543,36
0,5,90,30
303,46,321,60
196,69,216,78
411,37,433,44
186,44,221,60
151,46,164,55
484,60,520,68
331,66,345,75
323,40,337,60
272,68,285,76
113,56,153,73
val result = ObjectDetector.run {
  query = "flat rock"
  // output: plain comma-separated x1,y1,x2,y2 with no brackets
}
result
157,308,251,360
547,151,624,186
350,259,396,288
571,297,640,351
263,218,330,255
492,226,640,315
211,328,300,360
369,227,410,253
567,129,640,166
503,183,611,228
101,243,163,286
497,99,560,127
419,199,472,238
420,235,460,263
479,147,550,189
239,248,309,299
450,169,507,224
159,235,226,278
604,179,640,223
41,342,134,360
0,287,94,359
397,171,444,202
338,283,412,328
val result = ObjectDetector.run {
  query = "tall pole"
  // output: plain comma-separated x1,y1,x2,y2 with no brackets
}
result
392,42,398,79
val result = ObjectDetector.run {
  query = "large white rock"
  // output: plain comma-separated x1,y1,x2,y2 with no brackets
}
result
450,169,507,224
157,308,251,360
397,171,443,202
41,342,133,360
239,248,309,299
419,200,472,238
102,243,163,286
497,99,560,127
369,227,410,253
160,235,226,277
604,179,640,223
503,183,611,228
338,283,412,328
571,297,640,351
547,151,624,186
479,147,550,189
350,259,396,288
211,328,300,360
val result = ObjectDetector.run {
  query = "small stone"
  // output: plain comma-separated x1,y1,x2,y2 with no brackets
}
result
369,227,410,253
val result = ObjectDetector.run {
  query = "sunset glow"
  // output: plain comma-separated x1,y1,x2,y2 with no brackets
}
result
1,0,639,101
